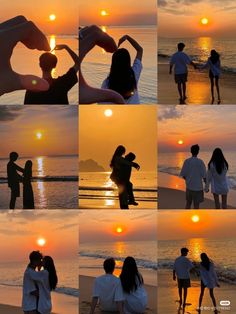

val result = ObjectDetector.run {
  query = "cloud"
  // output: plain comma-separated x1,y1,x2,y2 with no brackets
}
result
0,106,23,121
158,106,185,121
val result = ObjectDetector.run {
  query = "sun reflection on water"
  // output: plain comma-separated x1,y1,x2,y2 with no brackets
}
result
187,238,206,261
36,157,47,208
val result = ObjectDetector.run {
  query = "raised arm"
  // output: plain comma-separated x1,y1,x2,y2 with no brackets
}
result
53,44,79,72
118,35,143,61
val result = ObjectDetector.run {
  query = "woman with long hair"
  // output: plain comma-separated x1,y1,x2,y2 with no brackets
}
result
120,256,147,314
110,145,140,209
23,160,35,209
29,255,58,314
205,148,229,209
102,35,143,104
200,49,221,104
198,253,220,314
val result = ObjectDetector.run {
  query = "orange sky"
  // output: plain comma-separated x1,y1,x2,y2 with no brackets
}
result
158,106,236,152
158,210,236,240
0,210,78,262
1,1,77,34
159,0,236,37
0,106,77,157
79,210,157,243
79,106,157,171
79,0,157,26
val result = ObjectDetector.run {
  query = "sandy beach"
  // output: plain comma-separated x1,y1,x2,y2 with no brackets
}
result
0,285,78,314
158,270,235,313
158,57,236,104
79,275,157,314
158,172,236,209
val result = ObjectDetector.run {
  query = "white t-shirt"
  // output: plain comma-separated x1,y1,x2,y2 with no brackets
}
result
206,162,229,195
93,274,124,311
180,157,207,191
22,267,38,311
173,256,193,279
28,269,52,314
123,284,147,314
200,263,219,289
101,58,142,104
170,51,192,75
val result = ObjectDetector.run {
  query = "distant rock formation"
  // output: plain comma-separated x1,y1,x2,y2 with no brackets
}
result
79,159,106,172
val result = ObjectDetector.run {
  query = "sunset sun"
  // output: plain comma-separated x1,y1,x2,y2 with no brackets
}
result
116,227,123,234
191,215,200,223
200,17,209,25
49,14,56,21
178,140,184,145
37,237,46,247
36,132,43,140
101,10,109,16
104,109,113,117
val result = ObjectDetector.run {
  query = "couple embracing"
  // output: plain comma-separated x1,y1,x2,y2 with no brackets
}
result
7,152,34,209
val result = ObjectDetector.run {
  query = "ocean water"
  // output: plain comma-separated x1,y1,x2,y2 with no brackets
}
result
159,151,236,190
79,240,157,286
158,237,236,285
159,37,236,74
0,155,78,209
79,171,157,206
0,258,78,297
0,35,78,105
81,26,157,104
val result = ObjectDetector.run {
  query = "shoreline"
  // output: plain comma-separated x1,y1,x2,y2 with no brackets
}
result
79,275,157,314
158,56,236,104
158,172,236,209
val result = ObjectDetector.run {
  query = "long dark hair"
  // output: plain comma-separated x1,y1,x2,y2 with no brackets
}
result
110,145,126,168
120,256,143,294
208,148,228,174
43,256,58,290
210,49,220,64
24,160,33,178
107,48,137,99
200,253,212,271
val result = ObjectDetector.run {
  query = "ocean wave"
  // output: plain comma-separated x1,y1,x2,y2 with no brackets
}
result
158,259,236,285
159,166,180,177
0,176,78,184
80,252,157,270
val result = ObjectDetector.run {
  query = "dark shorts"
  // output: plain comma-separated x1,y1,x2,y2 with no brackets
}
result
178,278,191,289
209,70,219,80
175,73,188,83
186,189,204,204
10,185,20,197
24,311,39,314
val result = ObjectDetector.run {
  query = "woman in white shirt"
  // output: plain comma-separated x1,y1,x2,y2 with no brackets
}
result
205,148,229,209
30,256,58,314
200,49,221,104
120,256,147,314
102,35,143,104
198,253,220,314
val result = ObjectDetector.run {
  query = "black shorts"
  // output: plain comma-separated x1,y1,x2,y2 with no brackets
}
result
10,185,20,198
178,278,191,289
186,189,204,204
209,70,219,79
175,73,188,83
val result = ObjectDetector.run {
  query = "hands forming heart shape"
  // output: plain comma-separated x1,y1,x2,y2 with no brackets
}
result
0,16,51,96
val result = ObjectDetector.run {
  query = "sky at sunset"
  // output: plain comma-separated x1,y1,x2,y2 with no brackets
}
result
0,1,77,34
79,106,157,171
158,210,236,240
158,106,236,152
0,210,78,262
0,106,78,157
79,210,157,243
79,0,157,26
159,0,236,37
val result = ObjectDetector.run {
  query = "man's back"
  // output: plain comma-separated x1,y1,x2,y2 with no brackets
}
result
22,267,37,311
170,51,191,74
180,157,206,191
7,161,19,187
174,256,193,279
24,68,77,104
93,274,124,311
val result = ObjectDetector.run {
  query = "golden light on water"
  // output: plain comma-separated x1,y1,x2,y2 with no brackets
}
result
101,26,107,33
50,35,56,51
37,237,46,247
201,17,209,25
192,215,200,223
49,14,56,21
104,109,113,117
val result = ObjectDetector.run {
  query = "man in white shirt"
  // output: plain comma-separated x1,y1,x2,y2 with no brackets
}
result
90,258,124,314
22,251,43,314
169,42,196,104
180,144,207,209
173,248,194,310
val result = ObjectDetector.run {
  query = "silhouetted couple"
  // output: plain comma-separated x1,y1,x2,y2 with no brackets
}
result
90,257,147,314
22,251,58,314
173,248,219,314
110,145,140,209
180,145,229,209
170,43,221,104
7,152,34,209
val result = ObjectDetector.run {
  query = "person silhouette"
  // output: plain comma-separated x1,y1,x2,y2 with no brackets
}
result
24,44,79,104
23,160,35,209
7,152,24,209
